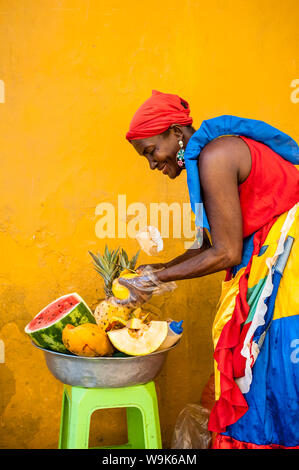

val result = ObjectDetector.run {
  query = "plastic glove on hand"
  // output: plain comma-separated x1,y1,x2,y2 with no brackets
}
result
110,267,177,307
115,274,156,306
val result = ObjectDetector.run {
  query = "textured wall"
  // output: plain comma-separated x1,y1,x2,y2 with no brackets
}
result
0,0,298,449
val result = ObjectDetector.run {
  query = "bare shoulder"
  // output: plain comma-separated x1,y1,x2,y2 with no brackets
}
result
199,135,251,184
199,135,248,162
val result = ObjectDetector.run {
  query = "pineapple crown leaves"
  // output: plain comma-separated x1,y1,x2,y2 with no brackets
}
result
88,245,140,297
88,245,120,296
119,248,140,271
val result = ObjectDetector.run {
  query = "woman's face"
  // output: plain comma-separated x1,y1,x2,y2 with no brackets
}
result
131,128,183,179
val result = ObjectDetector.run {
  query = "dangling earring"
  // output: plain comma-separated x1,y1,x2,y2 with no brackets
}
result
176,140,185,168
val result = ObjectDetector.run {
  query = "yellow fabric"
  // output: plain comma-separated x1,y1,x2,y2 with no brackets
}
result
212,267,245,400
247,210,289,290
274,205,299,320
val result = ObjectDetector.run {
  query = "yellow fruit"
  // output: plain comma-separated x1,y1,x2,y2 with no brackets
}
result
107,321,168,356
130,307,152,324
105,316,128,331
112,270,139,300
62,323,114,357
126,318,144,329
93,299,132,331
131,307,142,318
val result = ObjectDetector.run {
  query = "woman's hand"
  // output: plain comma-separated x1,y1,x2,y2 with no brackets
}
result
110,266,177,307
110,273,158,307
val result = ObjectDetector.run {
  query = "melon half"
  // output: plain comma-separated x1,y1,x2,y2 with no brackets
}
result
107,321,168,356
25,293,96,353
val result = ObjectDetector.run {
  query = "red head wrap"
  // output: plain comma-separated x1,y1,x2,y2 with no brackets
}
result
126,90,193,141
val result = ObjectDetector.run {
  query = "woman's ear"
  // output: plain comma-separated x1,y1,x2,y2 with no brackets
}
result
169,124,184,140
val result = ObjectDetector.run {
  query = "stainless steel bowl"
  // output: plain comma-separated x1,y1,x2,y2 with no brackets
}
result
32,341,179,388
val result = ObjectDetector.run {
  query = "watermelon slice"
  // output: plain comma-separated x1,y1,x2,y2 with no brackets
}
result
25,293,96,353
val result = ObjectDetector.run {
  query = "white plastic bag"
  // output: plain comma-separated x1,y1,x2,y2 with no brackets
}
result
171,404,212,449
136,225,163,256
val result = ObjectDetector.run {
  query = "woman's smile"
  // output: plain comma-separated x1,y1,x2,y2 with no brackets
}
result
162,163,168,174
157,162,168,174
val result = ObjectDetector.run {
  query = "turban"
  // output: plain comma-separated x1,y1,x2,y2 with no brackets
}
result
126,90,193,141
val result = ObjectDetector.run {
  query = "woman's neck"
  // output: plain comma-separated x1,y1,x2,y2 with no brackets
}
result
183,126,196,146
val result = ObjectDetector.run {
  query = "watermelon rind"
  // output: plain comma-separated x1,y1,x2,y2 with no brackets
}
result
25,293,96,353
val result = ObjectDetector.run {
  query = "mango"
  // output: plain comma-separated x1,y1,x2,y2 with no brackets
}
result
62,323,114,357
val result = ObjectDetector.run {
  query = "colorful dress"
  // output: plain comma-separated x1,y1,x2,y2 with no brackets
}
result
210,137,299,448
184,117,299,449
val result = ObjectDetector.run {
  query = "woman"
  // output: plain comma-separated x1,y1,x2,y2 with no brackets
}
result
118,90,299,449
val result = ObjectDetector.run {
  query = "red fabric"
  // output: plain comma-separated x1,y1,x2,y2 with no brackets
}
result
213,434,299,449
208,218,278,434
126,90,193,141
238,136,299,238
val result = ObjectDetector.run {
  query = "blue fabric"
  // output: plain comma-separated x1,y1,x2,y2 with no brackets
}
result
231,233,254,277
253,270,281,345
184,115,299,232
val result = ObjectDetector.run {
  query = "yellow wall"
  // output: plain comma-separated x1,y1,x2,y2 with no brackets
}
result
0,0,298,448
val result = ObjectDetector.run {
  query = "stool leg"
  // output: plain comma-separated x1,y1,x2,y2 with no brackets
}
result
66,387,91,449
137,382,162,449
126,406,145,449
58,387,69,449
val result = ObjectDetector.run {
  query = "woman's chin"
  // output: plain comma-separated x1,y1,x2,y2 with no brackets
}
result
161,163,183,179
168,166,183,179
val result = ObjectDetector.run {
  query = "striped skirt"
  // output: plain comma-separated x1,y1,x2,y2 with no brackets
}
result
209,202,299,449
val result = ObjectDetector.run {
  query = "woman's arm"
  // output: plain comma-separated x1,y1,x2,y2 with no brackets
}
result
156,139,244,282
164,230,212,267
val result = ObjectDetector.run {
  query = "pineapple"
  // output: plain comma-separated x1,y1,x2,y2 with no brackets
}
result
93,301,132,331
89,245,140,331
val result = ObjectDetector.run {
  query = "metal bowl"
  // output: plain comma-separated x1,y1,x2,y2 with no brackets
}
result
32,341,179,388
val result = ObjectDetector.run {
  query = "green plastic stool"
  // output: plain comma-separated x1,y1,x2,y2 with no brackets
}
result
58,381,162,449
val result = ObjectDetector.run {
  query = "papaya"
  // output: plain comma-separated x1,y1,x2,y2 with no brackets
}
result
107,321,168,356
62,323,114,357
